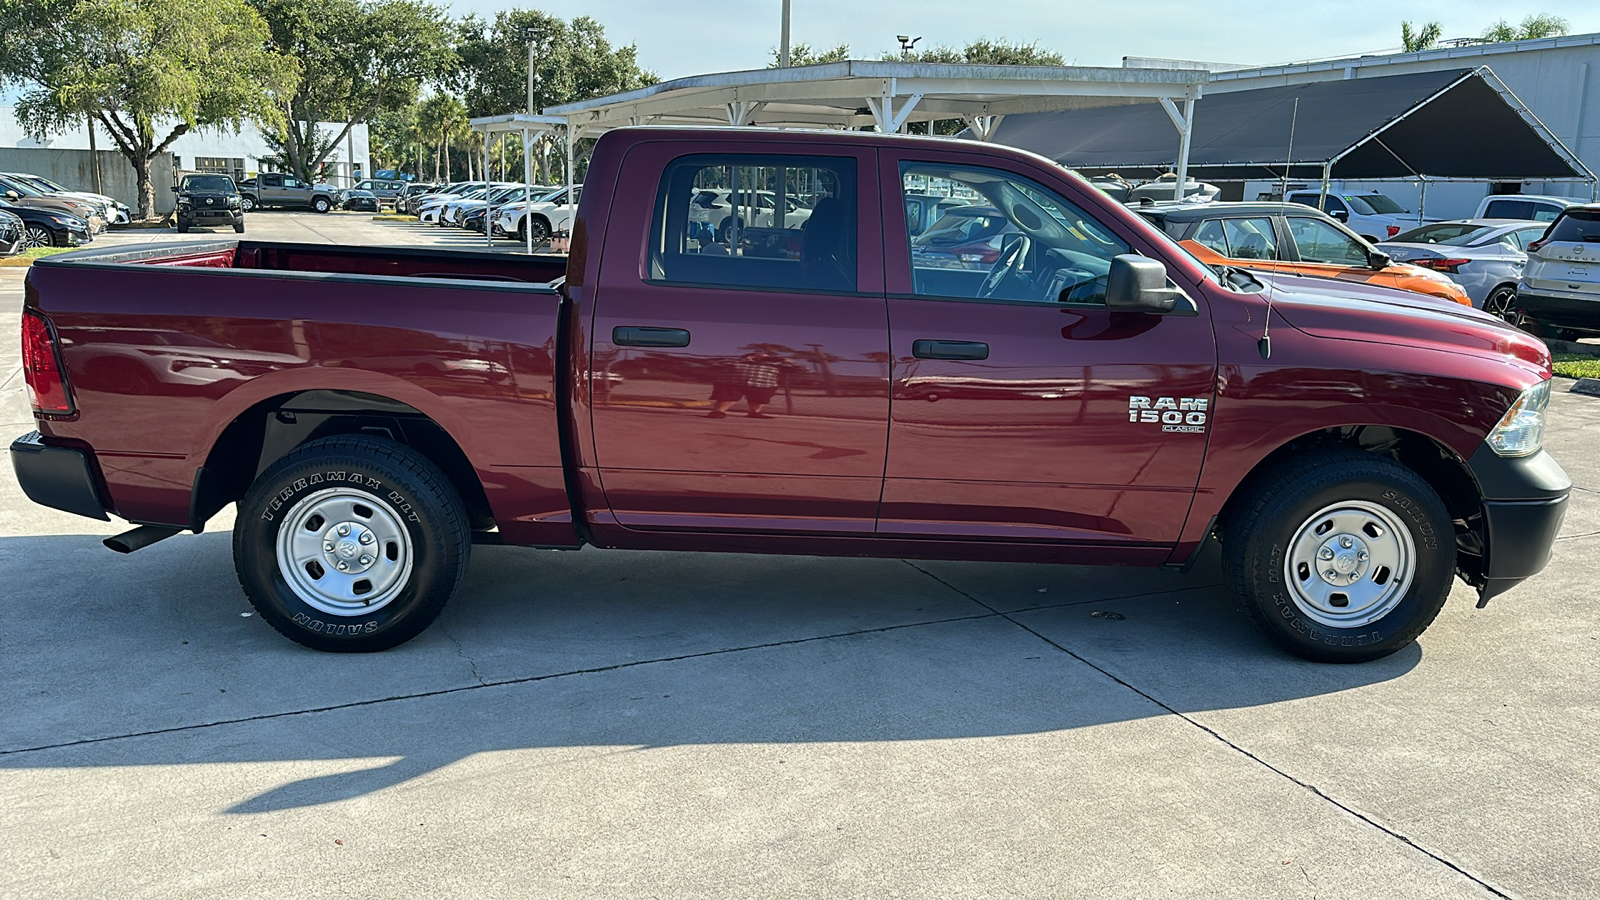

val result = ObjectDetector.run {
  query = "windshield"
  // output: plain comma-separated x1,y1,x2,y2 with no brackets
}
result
1348,194,1406,215
1391,223,1492,245
916,209,1011,245
1,178,42,197
181,175,235,193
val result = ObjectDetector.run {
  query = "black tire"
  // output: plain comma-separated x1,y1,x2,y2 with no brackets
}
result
233,222,246,234
526,215,551,245
1482,284,1517,322
240,195,256,212
313,197,332,213
21,224,55,248
176,221,190,234
1223,450,1454,663
233,436,471,652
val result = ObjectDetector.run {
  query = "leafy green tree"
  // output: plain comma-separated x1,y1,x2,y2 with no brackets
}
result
369,104,422,177
1483,14,1569,43
416,92,469,181
768,42,852,67
894,38,1067,66
251,0,455,182
452,10,654,118
0,0,295,218
1400,21,1443,52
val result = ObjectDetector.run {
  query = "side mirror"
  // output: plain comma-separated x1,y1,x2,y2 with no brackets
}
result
1105,254,1182,313
1330,209,1349,222
1367,250,1392,270
171,185,180,194
3,191,15,200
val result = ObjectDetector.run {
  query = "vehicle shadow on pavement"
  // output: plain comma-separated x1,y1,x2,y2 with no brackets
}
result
0,532,1420,812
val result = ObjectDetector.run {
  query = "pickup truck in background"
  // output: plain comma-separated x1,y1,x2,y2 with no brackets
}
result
238,172,340,213
12,127,1570,663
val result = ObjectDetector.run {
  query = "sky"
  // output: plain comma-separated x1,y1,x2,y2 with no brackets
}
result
447,0,1600,80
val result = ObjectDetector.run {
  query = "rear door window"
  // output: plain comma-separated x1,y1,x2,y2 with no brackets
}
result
1221,217,1280,259
650,155,857,293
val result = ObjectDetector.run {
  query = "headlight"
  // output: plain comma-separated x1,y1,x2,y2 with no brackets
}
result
1486,379,1551,457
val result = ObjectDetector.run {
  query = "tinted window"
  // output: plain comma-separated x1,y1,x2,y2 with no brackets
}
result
1509,226,1549,249
180,175,235,192
1222,218,1280,259
1348,194,1405,215
1483,199,1536,221
1287,217,1371,266
1291,193,1346,215
1546,209,1600,243
899,162,1129,305
651,155,857,293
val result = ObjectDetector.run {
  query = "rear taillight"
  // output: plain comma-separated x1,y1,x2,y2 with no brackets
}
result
1416,258,1471,273
21,310,73,415
1527,239,1546,253
1386,225,1401,238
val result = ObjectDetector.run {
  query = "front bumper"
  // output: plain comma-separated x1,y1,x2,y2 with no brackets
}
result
179,207,244,225
1467,444,1570,604
1516,291,1600,332
10,431,109,521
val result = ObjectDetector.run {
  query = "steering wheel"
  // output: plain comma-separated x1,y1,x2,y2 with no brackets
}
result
978,234,1031,299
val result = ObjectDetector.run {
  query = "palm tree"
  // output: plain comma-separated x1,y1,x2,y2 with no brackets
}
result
1401,21,1442,52
1483,14,1569,43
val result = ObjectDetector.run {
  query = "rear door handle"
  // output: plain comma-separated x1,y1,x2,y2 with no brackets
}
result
912,339,989,360
613,326,691,347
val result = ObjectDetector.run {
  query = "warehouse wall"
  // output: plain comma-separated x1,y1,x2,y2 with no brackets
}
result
0,148,175,215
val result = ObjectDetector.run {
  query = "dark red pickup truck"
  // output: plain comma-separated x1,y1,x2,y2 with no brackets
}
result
12,127,1570,662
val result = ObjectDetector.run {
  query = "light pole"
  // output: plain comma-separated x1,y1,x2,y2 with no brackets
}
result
897,35,922,59
779,0,791,67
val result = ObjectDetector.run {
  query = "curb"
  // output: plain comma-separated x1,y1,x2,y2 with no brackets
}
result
1571,378,1600,398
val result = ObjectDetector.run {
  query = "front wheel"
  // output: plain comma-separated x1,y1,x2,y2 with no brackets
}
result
1224,450,1454,663
233,436,470,651
233,222,246,234
313,197,331,213
21,224,55,248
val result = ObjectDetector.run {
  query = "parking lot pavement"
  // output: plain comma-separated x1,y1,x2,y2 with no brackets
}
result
3,242,1599,897
80,209,533,253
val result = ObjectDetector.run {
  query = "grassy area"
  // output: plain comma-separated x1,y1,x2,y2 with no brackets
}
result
1552,353,1600,380
0,245,77,266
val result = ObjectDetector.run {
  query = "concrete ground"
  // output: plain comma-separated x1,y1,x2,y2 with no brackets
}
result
2,217,1599,898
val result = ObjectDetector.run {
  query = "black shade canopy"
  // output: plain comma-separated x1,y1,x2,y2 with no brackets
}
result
991,67,1591,182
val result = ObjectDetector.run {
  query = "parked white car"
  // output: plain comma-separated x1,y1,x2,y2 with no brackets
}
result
1286,190,1418,243
1473,194,1583,224
687,189,812,242
439,182,523,227
495,186,582,243
1377,219,1551,318
1514,203,1600,338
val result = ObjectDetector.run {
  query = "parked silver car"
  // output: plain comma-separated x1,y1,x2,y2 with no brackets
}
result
1514,204,1600,338
1377,219,1550,319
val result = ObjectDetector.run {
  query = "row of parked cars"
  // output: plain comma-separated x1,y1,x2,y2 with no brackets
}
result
397,181,584,246
0,170,130,252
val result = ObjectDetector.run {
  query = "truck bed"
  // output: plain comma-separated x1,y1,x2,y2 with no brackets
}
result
25,241,579,546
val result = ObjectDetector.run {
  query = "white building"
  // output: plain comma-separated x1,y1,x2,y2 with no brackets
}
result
0,110,371,188
1128,32,1600,219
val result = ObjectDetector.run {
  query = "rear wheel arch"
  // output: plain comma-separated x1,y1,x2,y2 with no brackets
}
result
195,389,494,532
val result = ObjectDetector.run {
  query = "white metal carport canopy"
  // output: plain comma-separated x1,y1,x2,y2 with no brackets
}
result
543,61,1205,192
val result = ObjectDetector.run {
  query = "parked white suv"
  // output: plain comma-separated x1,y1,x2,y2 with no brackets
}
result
1286,190,1418,243
1473,194,1582,224
494,185,581,244
1515,203,1600,338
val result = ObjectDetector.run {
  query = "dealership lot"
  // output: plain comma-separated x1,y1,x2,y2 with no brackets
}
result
72,208,532,253
4,216,1600,898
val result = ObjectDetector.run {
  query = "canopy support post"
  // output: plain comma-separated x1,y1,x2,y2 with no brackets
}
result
962,114,1006,141
1418,176,1429,222
1319,164,1331,212
483,134,492,250
523,128,533,255
1160,97,1196,200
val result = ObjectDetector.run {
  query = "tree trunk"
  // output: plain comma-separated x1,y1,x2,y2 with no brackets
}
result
131,152,156,221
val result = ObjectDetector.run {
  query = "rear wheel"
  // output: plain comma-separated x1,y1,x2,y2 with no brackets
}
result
233,436,470,652
1483,284,1517,321
1224,450,1453,663
240,195,256,212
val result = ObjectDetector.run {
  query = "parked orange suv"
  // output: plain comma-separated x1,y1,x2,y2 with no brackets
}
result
1136,202,1471,306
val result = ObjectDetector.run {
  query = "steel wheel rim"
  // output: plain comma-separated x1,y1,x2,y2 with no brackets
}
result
22,226,51,248
1283,500,1415,629
275,487,414,616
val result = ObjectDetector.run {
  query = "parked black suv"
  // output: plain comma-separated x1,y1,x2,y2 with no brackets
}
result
173,174,245,233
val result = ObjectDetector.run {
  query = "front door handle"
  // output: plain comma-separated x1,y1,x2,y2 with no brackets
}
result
912,339,989,360
613,326,691,348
